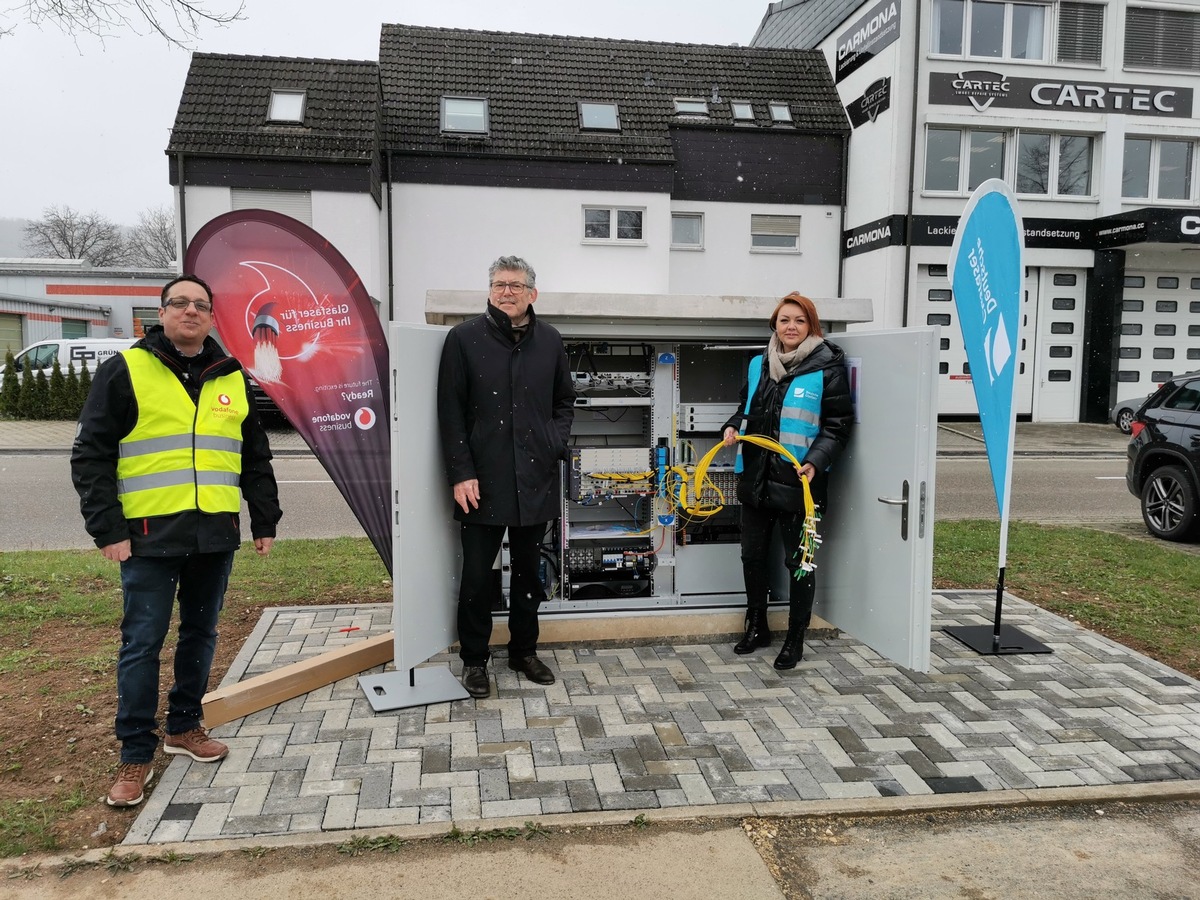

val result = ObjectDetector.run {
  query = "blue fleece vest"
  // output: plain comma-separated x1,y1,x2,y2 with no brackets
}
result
734,355,823,473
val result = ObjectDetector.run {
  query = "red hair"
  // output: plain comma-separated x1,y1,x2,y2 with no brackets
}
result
769,292,823,338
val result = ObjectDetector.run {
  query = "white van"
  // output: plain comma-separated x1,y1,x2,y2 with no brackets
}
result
2,338,134,377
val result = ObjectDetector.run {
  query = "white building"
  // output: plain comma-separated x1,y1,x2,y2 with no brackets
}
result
167,29,856,333
754,0,1200,421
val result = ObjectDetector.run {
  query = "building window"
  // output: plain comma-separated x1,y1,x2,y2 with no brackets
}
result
1057,2,1103,64
750,214,801,252
924,127,1006,193
441,97,489,134
673,98,709,116
579,102,619,131
731,101,755,122
671,213,704,249
1125,6,1200,73
231,188,313,225
768,102,793,123
1123,137,1195,201
930,0,1048,62
1016,132,1093,196
61,319,88,339
267,90,306,123
927,126,1093,196
583,207,644,243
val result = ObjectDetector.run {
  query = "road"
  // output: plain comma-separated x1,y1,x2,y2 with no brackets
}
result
1,453,1138,552
0,454,367,551
935,456,1140,524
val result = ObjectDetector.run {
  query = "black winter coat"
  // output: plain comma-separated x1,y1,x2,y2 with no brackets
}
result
437,303,576,526
70,326,281,555
723,339,854,513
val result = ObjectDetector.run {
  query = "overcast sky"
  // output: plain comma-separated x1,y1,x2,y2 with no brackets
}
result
0,0,765,226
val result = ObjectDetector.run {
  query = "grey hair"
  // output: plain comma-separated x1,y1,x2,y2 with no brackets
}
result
488,255,536,287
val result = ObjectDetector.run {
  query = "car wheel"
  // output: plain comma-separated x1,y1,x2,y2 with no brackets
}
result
1115,408,1134,434
1140,465,1200,542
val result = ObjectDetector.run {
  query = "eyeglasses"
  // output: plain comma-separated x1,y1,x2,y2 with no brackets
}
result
490,281,530,294
163,298,213,313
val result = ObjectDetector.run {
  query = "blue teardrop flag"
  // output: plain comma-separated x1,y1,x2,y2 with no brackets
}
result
949,180,1023,518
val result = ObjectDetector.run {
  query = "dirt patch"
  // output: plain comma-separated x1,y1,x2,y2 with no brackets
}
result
0,595,382,855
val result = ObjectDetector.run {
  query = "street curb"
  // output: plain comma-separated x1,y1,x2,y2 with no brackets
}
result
6,780,1198,873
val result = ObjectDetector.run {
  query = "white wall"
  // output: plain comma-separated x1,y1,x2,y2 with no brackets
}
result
390,183,672,324
667,199,843,298
179,184,386,317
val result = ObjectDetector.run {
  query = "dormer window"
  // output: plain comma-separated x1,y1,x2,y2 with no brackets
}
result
673,98,709,116
579,102,620,131
769,102,793,124
731,101,755,123
268,90,306,124
441,97,489,134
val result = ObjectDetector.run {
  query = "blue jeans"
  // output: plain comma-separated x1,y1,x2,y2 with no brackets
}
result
115,552,234,763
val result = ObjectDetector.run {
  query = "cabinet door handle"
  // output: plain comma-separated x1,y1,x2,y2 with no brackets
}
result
877,480,910,541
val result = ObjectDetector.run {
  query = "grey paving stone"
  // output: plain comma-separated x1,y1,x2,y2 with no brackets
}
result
119,595,1200,847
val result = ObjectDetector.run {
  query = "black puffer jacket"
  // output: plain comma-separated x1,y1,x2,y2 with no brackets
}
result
723,340,854,513
70,326,281,555
437,303,576,526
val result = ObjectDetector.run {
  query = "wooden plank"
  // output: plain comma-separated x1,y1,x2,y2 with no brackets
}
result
202,632,394,728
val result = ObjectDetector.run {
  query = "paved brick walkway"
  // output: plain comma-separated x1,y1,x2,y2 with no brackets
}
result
124,591,1200,845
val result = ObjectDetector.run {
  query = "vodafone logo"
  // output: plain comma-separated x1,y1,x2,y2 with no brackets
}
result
218,393,232,406
354,407,377,430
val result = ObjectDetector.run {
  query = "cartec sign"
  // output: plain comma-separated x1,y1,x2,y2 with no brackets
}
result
836,0,901,83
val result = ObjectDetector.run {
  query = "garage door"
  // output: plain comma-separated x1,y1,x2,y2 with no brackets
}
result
1117,272,1200,392
0,313,22,358
912,263,1036,416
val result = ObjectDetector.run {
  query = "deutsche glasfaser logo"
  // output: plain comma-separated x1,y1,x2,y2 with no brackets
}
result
354,407,377,430
968,238,1013,385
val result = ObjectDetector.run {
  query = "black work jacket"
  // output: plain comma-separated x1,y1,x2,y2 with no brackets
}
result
437,303,576,526
70,326,281,555
723,339,854,513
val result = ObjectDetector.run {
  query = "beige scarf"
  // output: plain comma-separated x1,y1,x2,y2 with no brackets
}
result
767,332,823,383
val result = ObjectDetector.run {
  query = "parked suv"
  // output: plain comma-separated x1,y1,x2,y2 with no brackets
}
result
1125,370,1200,542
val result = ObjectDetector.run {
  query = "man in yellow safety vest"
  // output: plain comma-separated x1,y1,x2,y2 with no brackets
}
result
71,274,281,808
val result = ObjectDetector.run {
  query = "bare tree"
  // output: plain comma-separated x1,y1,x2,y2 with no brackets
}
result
126,205,178,268
23,205,130,267
2,0,244,46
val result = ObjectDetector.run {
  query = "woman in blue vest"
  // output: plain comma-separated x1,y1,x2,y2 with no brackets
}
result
721,292,854,669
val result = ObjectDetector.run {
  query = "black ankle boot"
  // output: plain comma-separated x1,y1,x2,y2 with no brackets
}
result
733,608,771,654
773,625,806,669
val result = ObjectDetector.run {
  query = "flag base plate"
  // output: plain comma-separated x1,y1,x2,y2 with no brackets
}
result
943,624,1053,655
359,665,470,711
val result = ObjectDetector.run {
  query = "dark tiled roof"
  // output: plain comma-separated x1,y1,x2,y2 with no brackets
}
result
751,0,864,50
379,24,847,161
168,54,380,160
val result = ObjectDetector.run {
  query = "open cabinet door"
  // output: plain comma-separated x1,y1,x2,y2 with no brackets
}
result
817,327,939,672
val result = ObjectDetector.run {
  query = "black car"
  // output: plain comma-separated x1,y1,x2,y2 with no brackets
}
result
1125,369,1200,542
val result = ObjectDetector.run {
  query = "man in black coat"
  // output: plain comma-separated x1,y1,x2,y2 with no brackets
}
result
437,256,575,698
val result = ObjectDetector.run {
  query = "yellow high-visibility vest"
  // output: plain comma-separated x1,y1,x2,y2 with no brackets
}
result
116,348,247,517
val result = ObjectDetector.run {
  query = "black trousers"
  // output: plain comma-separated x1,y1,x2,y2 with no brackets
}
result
739,502,815,627
457,521,547,666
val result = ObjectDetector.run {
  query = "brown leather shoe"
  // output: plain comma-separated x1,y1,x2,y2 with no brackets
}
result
508,655,555,685
163,726,229,763
106,762,154,807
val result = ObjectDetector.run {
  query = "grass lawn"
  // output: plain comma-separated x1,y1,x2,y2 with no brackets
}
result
0,525,1196,858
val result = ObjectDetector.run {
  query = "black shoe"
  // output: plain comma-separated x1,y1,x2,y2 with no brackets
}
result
508,655,555,685
773,627,806,670
462,665,491,698
734,609,771,655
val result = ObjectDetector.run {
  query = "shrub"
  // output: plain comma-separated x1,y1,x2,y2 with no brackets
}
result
64,362,81,420
48,357,70,419
0,350,19,418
